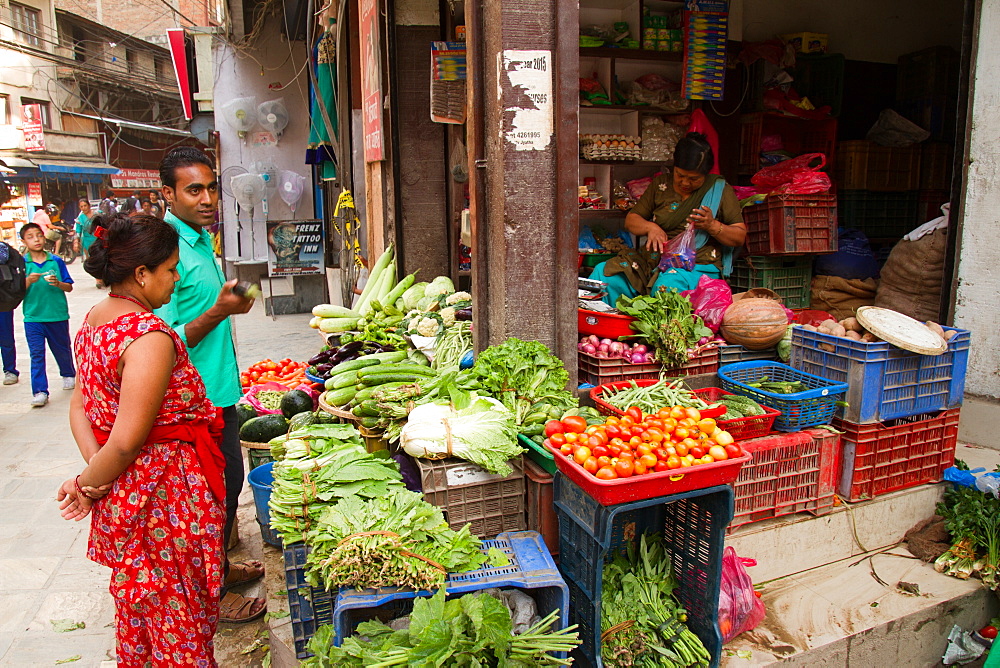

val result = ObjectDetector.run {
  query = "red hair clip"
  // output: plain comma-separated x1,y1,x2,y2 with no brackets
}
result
94,227,106,239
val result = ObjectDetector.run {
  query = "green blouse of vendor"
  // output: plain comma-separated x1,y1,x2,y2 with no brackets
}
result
627,169,745,269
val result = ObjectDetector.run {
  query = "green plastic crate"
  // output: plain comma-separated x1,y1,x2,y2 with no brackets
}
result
729,256,812,309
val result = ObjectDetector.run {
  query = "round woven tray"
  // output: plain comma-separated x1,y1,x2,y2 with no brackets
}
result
240,439,271,450
318,393,359,422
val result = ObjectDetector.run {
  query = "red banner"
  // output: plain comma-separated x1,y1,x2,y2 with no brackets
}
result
22,104,45,152
359,0,384,162
27,183,42,206
166,29,193,121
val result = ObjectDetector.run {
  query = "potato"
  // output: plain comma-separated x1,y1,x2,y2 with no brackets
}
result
802,324,818,332
947,329,960,341
840,317,861,333
819,343,835,353
845,330,862,341
830,324,847,338
861,331,876,343
925,321,947,344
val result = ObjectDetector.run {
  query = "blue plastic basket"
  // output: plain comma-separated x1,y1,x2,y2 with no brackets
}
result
284,531,568,659
247,462,282,548
554,475,733,668
718,361,849,431
304,370,326,385
790,326,970,423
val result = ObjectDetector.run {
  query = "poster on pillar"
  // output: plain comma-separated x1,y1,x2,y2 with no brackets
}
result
265,219,325,277
499,50,553,151
359,0,384,161
21,105,45,152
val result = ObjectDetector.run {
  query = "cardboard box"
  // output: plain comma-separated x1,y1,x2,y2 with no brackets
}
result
782,31,829,53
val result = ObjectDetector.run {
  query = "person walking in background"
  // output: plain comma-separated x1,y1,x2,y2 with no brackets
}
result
124,190,141,214
148,191,164,218
57,213,227,665
139,198,153,216
74,198,97,260
19,223,75,407
156,146,266,622
0,240,26,386
98,190,118,218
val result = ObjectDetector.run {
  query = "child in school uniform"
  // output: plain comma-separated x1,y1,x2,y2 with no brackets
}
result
19,223,76,407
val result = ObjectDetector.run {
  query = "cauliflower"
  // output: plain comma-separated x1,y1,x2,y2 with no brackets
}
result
445,291,472,306
415,317,442,337
440,307,456,327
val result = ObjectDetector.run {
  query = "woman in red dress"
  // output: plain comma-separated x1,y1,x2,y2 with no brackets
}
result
57,213,227,666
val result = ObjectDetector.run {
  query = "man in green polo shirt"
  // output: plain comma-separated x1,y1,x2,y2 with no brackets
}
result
156,147,266,623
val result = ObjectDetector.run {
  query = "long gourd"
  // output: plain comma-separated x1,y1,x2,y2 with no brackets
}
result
383,273,416,311
355,245,394,315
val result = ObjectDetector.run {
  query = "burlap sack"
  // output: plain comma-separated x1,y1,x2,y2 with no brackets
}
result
811,275,878,321
875,229,947,322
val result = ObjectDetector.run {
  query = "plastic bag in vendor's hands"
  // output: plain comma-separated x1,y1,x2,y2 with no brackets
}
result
681,274,733,333
657,224,697,272
719,546,766,644
751,153,831,194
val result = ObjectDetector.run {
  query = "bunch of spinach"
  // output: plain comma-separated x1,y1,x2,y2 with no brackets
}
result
472,338,576,425
616,289,712,369
936,462,1000,588
302,588,580,667
304,489,489,591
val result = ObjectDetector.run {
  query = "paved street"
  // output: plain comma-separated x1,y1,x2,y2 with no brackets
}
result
0,260,319,667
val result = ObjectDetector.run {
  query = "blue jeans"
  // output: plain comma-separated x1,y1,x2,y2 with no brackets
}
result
591,262,722,307
24,320,75,395
0,310,15,375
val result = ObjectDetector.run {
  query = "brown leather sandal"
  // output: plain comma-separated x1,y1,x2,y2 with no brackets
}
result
219,591,267,624
224,560,265,588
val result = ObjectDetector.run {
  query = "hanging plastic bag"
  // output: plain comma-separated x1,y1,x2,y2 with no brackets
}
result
751,153,831,194
681,274,733,333
718,546,766,644
658,224,697,272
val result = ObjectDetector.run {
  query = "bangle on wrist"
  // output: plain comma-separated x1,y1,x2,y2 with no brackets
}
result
75,475,96,500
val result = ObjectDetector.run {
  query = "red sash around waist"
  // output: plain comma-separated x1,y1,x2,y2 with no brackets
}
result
91,410,227,503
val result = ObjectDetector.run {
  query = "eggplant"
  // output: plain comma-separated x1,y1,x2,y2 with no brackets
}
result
330,340,365,364
456,308,473,321
308,351,331,365
315,363,334,375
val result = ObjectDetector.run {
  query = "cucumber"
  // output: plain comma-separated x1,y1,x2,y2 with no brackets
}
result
365,351,409,363
327,356,382,378
353,381,410,404
352,400,380,417
325,370,360,391
360,373,430,387
359,417,382,430
324,386,357,407
357,364,437,378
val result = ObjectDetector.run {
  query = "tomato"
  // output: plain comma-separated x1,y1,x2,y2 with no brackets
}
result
596,467,618,480
669,406,685,420
549,433,566,447
654,447,670,461
679,456,693,467
674,426,690,440
697,418,717,434
646,418,664,429
614,459,635,478
608,443,622,457
609,437,625,448
629,425,645,438
709,445,728,461
725,444,742,458
701,455,715,464
605,425,622,439
562,416,588,434
618,415,634,427
625,406,644,422
583,456,599,474
980,625,998,640
684,407,702,421
544,420,565,437
716,431,735,446
633,460,647,475
618,449,634,460
657,408,673,419
573,447,592,465
605,415,620,425
628,435,643,447
675,443,689,457
655,461,670,472
587,435,604,449
681,438,699,452
638,454,657,469
690,445,706,459
645,428,665,443
564,432,578,444
591,445,609,458
596,456,611,469
667,455,682,469
560,444,574,455
636,444,652,457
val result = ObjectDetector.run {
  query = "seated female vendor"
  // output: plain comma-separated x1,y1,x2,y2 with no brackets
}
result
591,132,747,306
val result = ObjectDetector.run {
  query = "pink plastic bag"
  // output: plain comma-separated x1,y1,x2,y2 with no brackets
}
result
626,176,654,200
240,382,288,415
658,224,697,272
681,274,733,333
718,546,766,644
751,153,831,194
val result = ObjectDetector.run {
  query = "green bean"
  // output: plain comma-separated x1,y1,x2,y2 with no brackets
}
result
601,378,714,414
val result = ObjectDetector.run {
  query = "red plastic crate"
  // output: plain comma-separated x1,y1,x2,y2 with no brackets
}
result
744,193,838,255
737,112,838,175
547,440,750,506
578,309,635,340
729,428,840,529
589,382,728,419
695,387,782,440
834,409,960,502
835,140,921,192
578,347,719,386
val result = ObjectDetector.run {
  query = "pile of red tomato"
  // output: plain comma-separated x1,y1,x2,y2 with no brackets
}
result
544,406,744,481
240,358,307,388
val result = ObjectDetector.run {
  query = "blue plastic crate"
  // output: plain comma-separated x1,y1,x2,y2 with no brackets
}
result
790,326,970,423
283,531,567,659
554,475,733,668
718,361,849,431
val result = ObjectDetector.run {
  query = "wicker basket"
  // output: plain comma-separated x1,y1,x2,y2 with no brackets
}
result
240,439,274,469
318,393,359,423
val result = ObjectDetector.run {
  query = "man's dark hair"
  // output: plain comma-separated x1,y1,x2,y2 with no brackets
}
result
140,198,151,206
160,147,214,189
19,222,42,239
104,190,115,199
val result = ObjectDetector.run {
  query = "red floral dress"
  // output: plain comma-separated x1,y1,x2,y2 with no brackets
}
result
75,311,225,667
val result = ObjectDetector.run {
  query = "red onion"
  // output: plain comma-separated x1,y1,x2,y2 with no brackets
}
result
582,343,597,354
609,341,625,356
632,344,648,354
630,352,648,364
596,351,609,358
597,343,610,353
600,338,613,347
587,335,600,346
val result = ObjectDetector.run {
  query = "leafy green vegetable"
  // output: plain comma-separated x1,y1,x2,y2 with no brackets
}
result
616,289,712,369
472,338,576,425
936,479,1000,588
302,588,580,666
303,490,487,591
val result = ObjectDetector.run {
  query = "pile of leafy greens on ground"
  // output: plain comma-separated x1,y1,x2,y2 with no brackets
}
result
935,461,1000,589
302,588,580,667
304,488,490,591
471,338,577,425
616,289,712,369
267,424,404,546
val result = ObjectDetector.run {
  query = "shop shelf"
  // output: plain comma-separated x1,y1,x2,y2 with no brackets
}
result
790,53,845,117
578,308,636,340
834,409,960,502
718,344,779,365
743,193,838,255
578,346,719,386
518,433,556,475
284,531,567,658
729,428,839,530
838,190,919,239
897,46,959,104
919,142,953,190
718,361,848,431
789,326,969,423
589,381,728,419
737,112,838,175
728,256,813,308
524,457,558,556
835,140,921,192
416,457,526,539
555,477,732,667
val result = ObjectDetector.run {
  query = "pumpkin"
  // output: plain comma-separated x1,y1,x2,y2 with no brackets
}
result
721,298,788,350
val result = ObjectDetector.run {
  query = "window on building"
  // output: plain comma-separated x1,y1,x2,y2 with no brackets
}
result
126,49,138,74
20,98,51,129
10,3,41,48
155,56,170,82
0,96,9,125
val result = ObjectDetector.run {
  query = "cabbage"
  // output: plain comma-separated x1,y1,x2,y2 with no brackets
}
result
424,276,456,299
